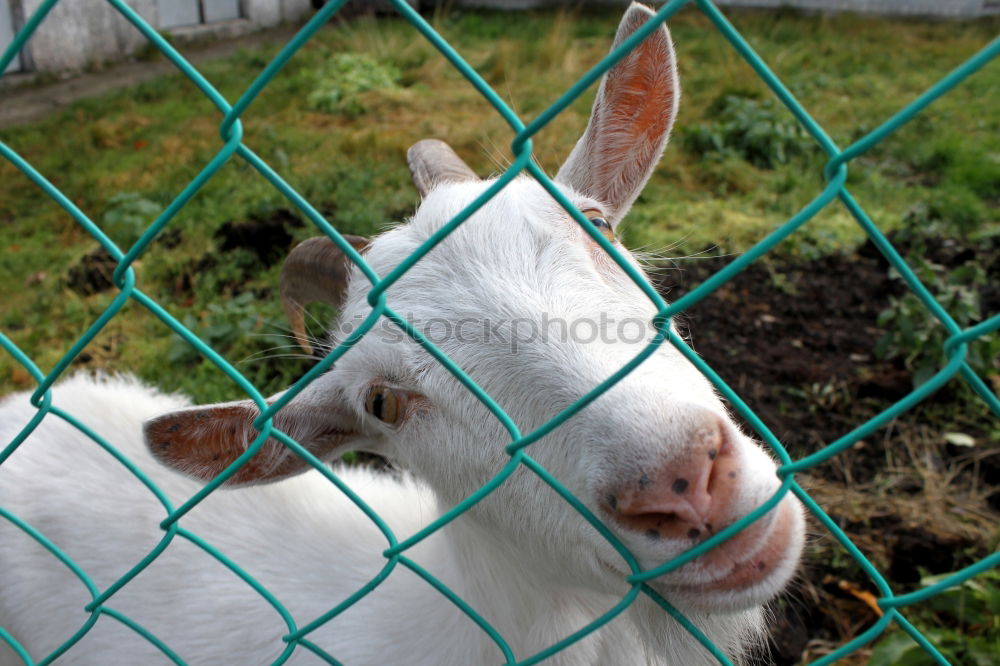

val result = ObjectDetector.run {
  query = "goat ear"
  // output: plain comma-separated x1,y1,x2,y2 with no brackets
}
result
144,392,361,486
408,139,479,198
281,235,369,354
556,2,679,223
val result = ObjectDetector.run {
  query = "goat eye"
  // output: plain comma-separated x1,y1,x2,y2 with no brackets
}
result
582,209,615,242
365,386,403,426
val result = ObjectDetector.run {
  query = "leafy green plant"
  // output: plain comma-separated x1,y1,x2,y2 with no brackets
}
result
167,291,275,365
869,569,1000,666
159,286,316,402
875,260,993,388
305,53,401,116
681,94,813,168
874,210,999,389
101,192,163,249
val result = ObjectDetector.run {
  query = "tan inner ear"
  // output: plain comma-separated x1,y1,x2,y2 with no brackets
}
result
146,404,353,486
593,34,676,211
554,6,678,225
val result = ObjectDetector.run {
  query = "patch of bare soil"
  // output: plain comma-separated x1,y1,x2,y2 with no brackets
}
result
656,240,999,664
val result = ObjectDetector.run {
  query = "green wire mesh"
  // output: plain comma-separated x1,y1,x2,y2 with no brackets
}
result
1,1,998,664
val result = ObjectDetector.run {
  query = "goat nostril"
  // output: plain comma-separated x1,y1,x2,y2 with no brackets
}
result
603,412,742,539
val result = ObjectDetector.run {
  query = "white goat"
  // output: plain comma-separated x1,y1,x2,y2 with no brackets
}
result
0,4,805,665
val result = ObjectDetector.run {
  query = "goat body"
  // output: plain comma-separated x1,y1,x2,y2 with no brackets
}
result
0,374,760,665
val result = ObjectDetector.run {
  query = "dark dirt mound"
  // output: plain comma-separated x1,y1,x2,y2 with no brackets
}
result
658,235,998,480
213,208,304,267
656,241,998,664
65,247,118,296
657,244,910,474
170,208,306,301
64,228,183,296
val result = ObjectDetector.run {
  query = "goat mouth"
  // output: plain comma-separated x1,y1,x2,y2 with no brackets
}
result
597,498,801,604
672,498,801,596
595,497,802,608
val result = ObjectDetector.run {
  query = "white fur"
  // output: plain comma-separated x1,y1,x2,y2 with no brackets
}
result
0,5,805,664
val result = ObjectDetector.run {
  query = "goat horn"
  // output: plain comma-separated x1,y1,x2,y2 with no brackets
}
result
408,139,479,198
280,235,369,354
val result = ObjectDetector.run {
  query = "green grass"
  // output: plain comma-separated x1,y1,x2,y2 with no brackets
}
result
1,6,998,405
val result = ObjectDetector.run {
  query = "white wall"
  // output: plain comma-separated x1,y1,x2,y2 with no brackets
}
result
4,0,996,75
1,0,20,73
4,0,314,73
242,0,316,28
18,0,156,72
712,0,997,17
456,0,1000,17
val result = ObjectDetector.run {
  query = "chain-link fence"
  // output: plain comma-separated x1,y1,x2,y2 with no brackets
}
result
1,1,998,664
